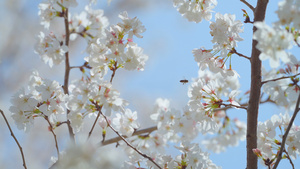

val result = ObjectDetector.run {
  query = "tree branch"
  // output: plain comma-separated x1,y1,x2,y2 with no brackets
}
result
283,149,295,169
240,0,255,12
110,61,118,84
92,101,162,169
87,105,103,140
261,73,300,85
272,92,300,169
0,109,27,169
247,1,269,169
230,48,251,60
62,8,75,141
99,126,158,146
43,114,60,158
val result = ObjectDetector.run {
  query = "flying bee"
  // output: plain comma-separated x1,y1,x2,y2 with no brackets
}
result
180,79,188,85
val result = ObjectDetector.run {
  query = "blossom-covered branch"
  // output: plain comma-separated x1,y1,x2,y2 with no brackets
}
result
272,92,300,169
43,114,60,157
100,126,157,146
92,101,162,169
261,73,300,85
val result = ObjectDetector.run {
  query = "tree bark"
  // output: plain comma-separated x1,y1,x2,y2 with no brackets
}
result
247,0,269,169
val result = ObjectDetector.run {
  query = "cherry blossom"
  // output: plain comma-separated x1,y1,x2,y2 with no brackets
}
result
34,32,68,67
173,0,218,23
9,71,67,130
253,22,294,68
256,113,300,166
112,109,140,137
276,0,300,29
210,13,244,56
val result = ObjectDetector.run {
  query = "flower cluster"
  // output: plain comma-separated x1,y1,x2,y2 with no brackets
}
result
9,71,66,131
209,13,244,56
276,0,300,29
85,11,148,78
202,116,246,153
173,0,218,23
261,58,300,109
34,32,68,67
112,109,140,137
169,142,221,169
66,75,128,132
69,6,109,40
255,113,300,166
192,13,243,77
38,0,78,29
253,22,294,68
187,70,241,133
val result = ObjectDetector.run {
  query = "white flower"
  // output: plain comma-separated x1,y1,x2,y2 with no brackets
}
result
118,11,146,39
276,0,300,29
210,13,243,56
112,109,140,137
253,22,293,68
38,2,57,29
68,112,83,132
124,46,148,71
173,0,217,23
34,32,68,67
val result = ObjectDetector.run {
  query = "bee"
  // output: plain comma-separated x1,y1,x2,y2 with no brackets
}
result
180,79,188,85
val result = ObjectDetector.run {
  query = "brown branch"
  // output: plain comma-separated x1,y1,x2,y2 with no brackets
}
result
230,48,251,60
283,149,295,169
261,73,300,85
92,101,162,169
70,62,92,70
247,1,269,169
43,115,60,158
0,109,27,169
272,92,300,169
87,105,103,139
240,0,255,12
62,8,75,141
100,126,158,146
110,61,118,84
215,96,274,112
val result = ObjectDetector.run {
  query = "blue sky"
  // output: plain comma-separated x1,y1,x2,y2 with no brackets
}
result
0,0,299,168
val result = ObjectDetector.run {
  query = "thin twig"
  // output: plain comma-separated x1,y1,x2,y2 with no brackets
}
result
70,62,92,69
272,92,300,169
87,105,103,139
283,149,295,169
220,103,248,110
92,101,162,169
0,109,27,169
43,114,60,158
240,0,255,12
100,126,158,146
110,61,118,83
262,73,300,85
230,48,251,60
215,96,274,112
